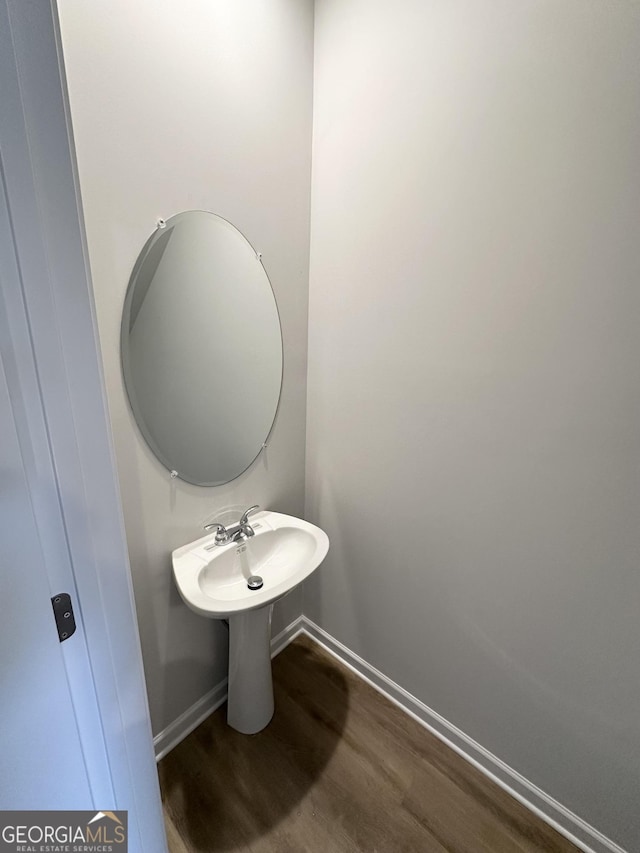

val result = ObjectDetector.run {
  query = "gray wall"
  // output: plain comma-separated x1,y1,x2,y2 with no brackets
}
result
305,1,640,849
56,0,314,737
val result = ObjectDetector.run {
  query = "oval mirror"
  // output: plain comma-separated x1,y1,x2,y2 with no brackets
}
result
121,211,283,486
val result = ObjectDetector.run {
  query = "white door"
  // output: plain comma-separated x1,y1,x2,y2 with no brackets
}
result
0,3,167,848
0,354,96,808
0,133,115,808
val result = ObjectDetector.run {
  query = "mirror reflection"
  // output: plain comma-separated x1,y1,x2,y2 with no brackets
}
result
121,211,283,486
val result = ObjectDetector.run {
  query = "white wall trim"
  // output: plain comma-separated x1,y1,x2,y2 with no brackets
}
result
271,614,306,656
299,618,626,853
154,680,228,763
154,615,305,761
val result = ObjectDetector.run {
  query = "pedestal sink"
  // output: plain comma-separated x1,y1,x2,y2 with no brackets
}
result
172,511,329,734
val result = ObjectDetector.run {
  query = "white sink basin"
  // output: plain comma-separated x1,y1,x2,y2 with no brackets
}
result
172,510,329,619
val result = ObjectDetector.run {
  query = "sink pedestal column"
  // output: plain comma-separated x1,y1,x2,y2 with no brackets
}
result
227,604,274,734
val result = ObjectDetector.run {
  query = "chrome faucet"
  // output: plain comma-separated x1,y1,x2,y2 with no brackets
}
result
204,505,260,546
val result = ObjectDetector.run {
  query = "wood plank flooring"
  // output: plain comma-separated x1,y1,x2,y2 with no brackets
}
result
159,635,579,853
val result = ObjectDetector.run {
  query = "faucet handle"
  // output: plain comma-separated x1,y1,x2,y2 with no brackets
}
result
203,521,229,544
239,505,260,526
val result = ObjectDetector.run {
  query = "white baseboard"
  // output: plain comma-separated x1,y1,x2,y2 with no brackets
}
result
153,615,305,762
153,613,625,853
298,617,626,853
153,677,228,763
271,614,305,657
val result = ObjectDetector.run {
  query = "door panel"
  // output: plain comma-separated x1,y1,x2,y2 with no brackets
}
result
0,3,167,846
0,355,93,808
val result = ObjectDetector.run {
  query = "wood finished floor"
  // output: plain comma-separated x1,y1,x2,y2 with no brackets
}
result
159,635,579,853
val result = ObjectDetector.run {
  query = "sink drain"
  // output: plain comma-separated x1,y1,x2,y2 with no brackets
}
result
247,575,263,590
